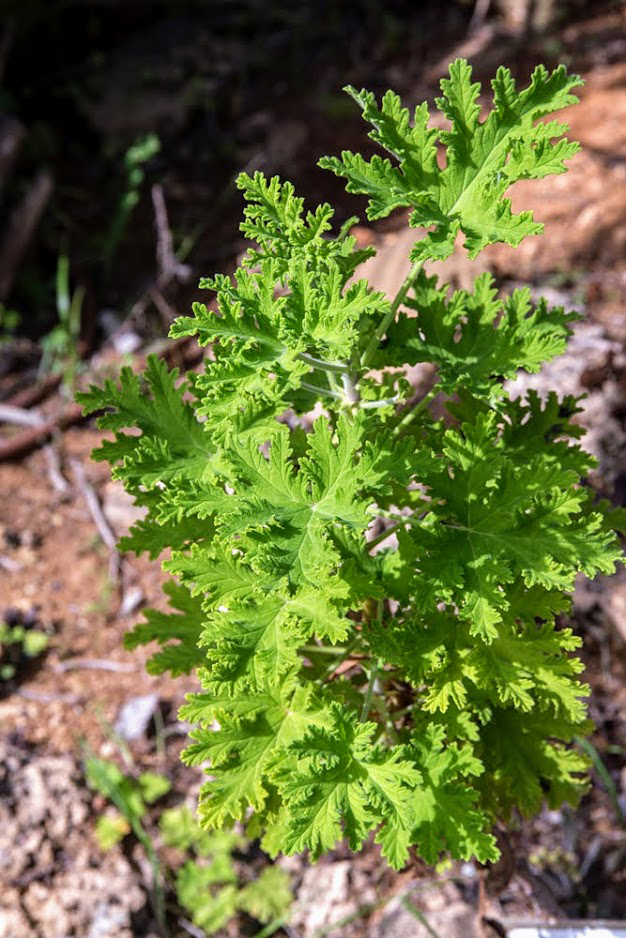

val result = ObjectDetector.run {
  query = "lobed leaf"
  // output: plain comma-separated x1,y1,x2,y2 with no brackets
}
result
320,61,583,262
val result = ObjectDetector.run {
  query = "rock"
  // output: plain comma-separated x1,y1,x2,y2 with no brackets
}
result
114,693,159,741
290,860,358,936
370,884,480,938
88,899,130,938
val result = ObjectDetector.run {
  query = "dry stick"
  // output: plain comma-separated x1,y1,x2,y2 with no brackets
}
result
0,402,84,461
125,184,193,326
54,657,137,673
0,335,203,463
469,0,492,31
69,457,121,582
0,169,53,302
178,919,206,938
18,688,82,704
5,373,62,409
0,403,70,493
43,442,71,496
123,150,263,330
0,402,70,494
0,402,45,427
151,183,191,281
148,285,178,331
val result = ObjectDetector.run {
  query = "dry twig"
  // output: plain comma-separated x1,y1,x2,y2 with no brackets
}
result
152,183,191,282
54,657,137,673
3,373,62,409
0,401,84,461
43,443,71,496
18,688,82,704
0,402,44,427
125,184,192,325
69,457,120,581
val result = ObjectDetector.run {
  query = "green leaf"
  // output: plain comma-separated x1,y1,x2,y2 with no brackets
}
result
401,407,622,640
275,703,422,869
94,812,130,850
86,758,147,829
197,580,351,693
124,580,205,676
378,270,578,398
138,772,171,804
320,61,583,261
237,866,292,923
167,414,402,592
169,172,383,437
78,355,214,488
409,725,497,864
176,863,239,934
181,673,326,829
479,707,591,815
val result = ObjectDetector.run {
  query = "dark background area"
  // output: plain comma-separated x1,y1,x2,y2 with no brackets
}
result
0,0,611,347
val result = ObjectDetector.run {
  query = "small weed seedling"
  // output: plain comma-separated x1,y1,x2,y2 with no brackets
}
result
160,804,292,935
39,253,84,391
86,756,170,931
80,60,624,869
102,132,161,273
0,303,21,344
87,758,291,935
0,612,48,684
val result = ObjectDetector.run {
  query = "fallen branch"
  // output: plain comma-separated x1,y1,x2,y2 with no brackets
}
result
0,402,44,427
4,373,62,409
0,402,84,461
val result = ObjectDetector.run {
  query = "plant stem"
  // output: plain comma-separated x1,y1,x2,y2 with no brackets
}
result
367,522,403,551
341,371,360,405
300,380,344,400
298,351,350,374
392,384,440,437
253,919,290,938
360,396,400,409
320,636,361,679
360,658,380,721
374,692,400,744
301,644,349,655
360,259,424,370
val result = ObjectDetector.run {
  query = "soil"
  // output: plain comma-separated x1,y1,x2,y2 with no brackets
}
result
1,2,626,937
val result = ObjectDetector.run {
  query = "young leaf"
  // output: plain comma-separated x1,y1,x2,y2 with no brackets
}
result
320,61,583,261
